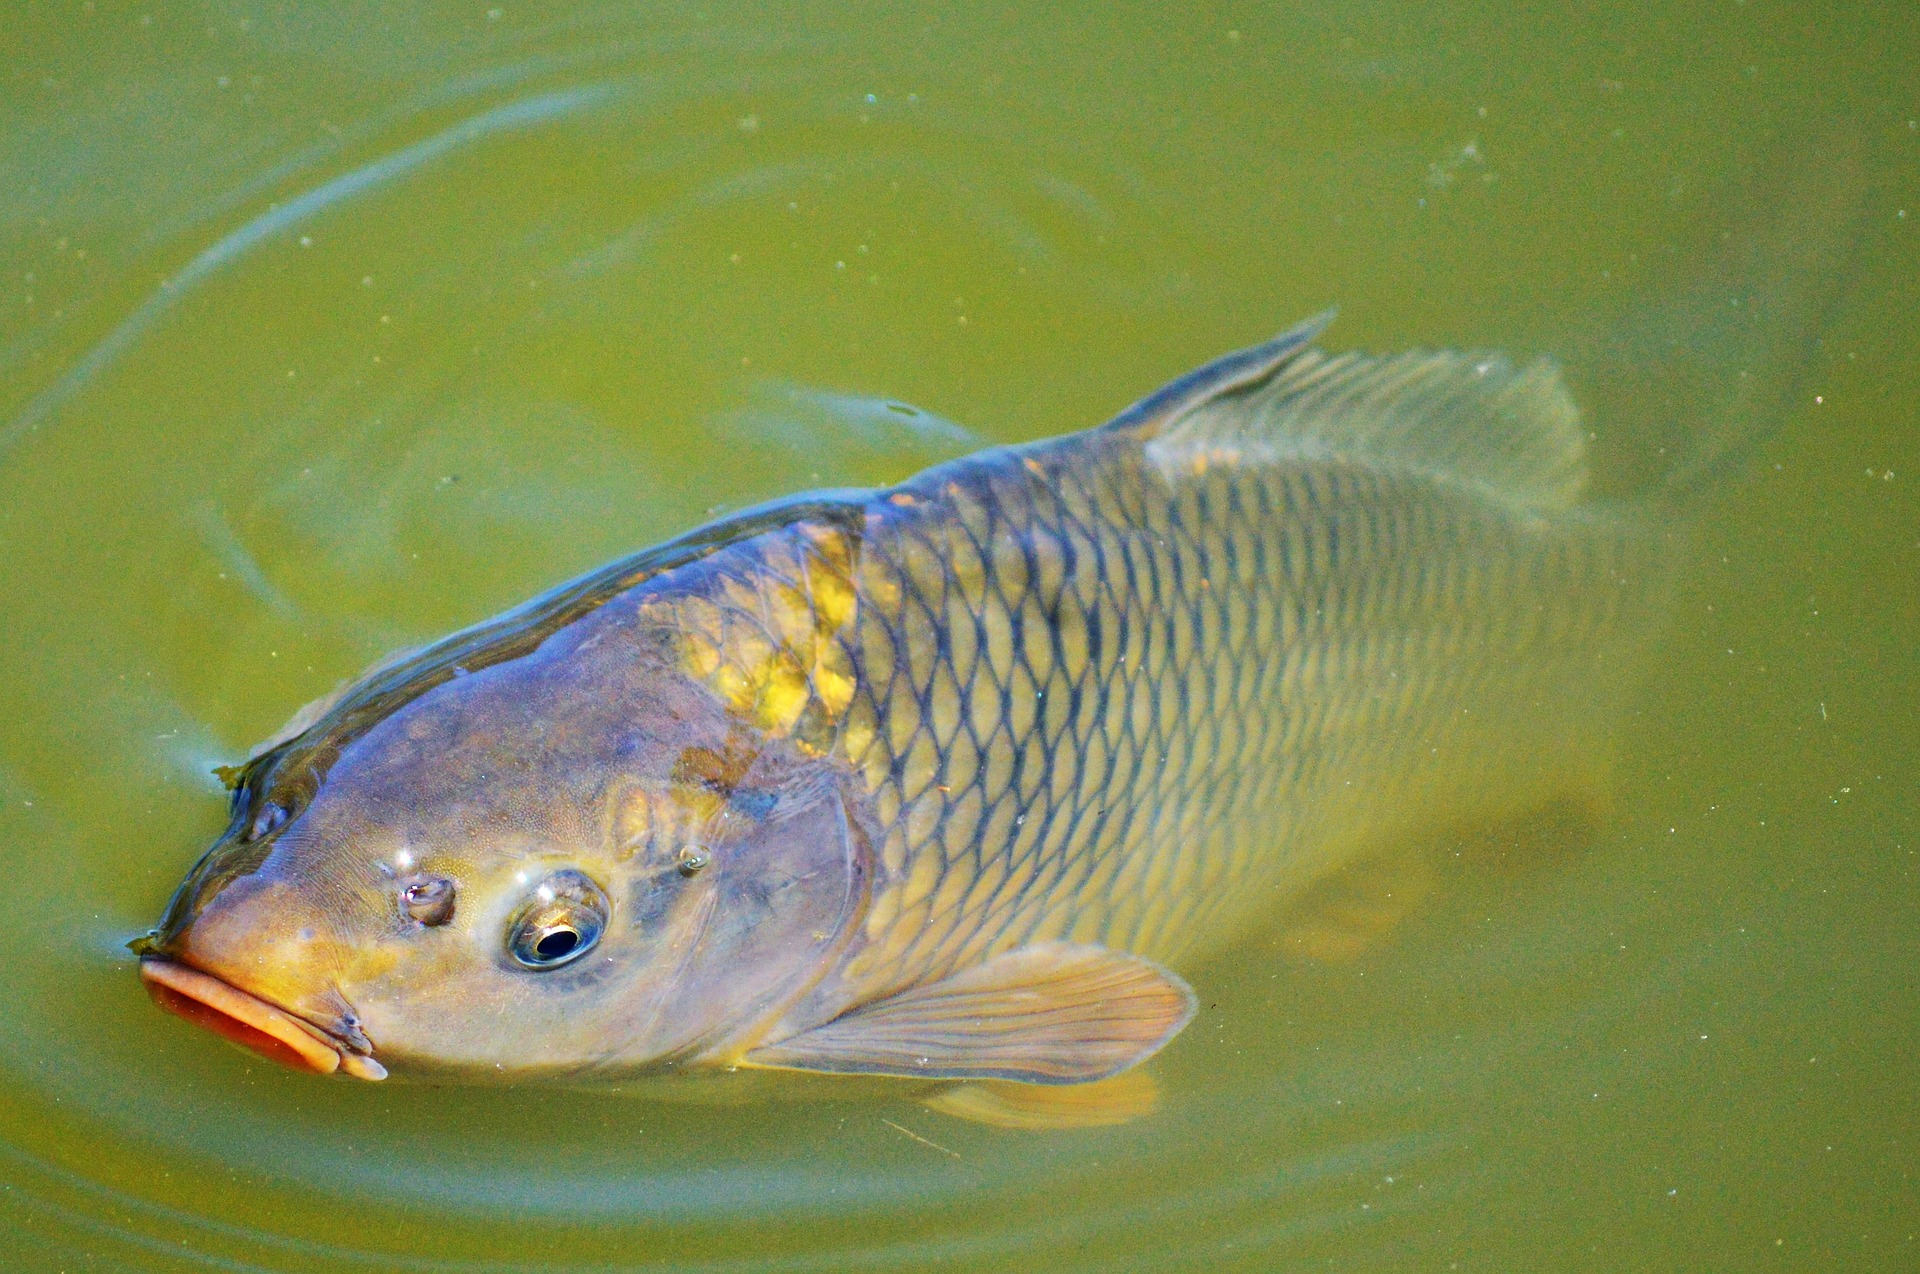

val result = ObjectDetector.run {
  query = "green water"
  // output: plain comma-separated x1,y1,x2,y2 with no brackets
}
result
2,3,1915,1269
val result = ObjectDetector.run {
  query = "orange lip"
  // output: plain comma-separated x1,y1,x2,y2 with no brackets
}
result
139,958,386,1080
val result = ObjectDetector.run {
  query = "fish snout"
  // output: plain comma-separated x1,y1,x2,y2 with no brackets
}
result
140,874,387,1080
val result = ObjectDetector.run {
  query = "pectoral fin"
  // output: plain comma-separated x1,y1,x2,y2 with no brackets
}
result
744,942,1195,1083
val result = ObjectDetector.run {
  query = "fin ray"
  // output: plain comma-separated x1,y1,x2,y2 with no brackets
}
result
744,942,1195,1083
1141,328,1591,513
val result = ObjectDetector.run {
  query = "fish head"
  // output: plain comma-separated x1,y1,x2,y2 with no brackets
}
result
141,629,870,1081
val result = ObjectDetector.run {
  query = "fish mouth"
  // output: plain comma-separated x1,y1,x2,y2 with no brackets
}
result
139,958,387,1080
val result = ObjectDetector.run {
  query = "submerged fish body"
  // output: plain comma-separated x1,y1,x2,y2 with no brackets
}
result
139,315,1670,1102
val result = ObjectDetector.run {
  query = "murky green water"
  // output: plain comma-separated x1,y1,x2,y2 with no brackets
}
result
2,3,1915,1269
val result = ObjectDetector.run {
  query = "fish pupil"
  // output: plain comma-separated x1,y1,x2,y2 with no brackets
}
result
535,928,579,961
505,870,608,968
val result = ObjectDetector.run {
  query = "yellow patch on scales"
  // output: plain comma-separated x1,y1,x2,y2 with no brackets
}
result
671,522,861,749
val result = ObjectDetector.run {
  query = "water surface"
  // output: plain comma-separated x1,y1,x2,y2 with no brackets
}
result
1,3,1915,1269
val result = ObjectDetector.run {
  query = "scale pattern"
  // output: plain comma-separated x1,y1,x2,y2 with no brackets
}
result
792,426,1652,999
642,392,1656,1012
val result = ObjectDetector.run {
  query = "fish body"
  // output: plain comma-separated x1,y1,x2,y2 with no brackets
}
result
138,315,1667,1097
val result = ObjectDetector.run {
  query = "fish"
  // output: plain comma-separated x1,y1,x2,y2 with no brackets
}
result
136,312,1681,1124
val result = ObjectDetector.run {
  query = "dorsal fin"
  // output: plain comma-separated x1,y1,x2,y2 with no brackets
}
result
1103,310,1335,436
1130,318,1591,513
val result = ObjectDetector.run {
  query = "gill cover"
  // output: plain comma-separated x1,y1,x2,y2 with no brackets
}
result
629,750,873,1064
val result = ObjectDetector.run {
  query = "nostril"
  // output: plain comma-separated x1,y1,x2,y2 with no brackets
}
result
401,875,456,926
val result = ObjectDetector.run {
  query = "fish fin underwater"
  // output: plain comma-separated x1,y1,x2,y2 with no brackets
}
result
1564,124,1869,503
923,1070,1163,1130
1271,779,1616,964
742,942,1196,1083
1277,843,1440,964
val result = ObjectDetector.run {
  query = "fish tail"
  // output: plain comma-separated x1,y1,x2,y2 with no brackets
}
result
1585,123,1872,504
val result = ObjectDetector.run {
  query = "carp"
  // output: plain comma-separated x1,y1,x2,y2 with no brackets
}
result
138,314,1678,1124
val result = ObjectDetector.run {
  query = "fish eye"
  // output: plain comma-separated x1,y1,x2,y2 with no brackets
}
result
401,875,456,927
506,870,609,970
248,802,288,841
